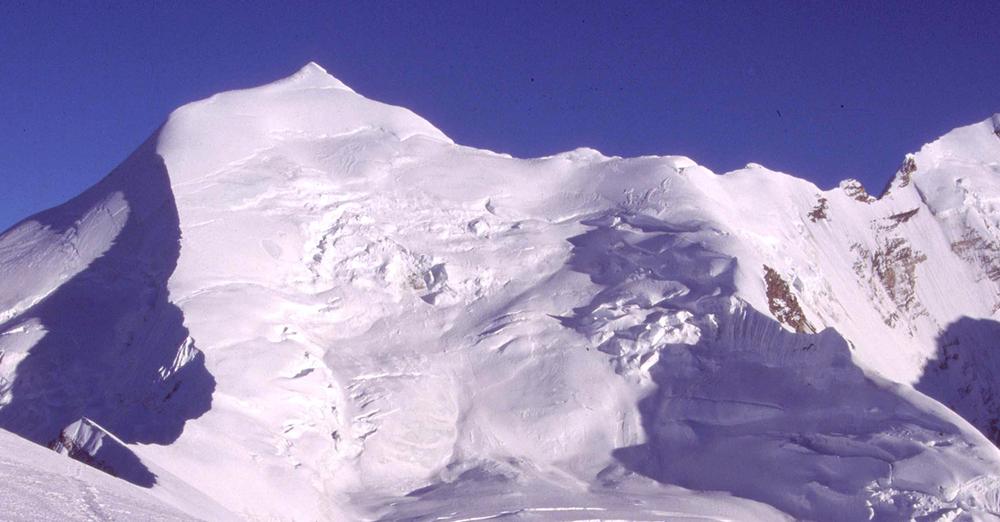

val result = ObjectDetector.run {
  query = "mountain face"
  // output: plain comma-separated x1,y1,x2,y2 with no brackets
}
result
2,63,1000,520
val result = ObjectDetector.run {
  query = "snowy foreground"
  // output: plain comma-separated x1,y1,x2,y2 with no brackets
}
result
2,63,1000,521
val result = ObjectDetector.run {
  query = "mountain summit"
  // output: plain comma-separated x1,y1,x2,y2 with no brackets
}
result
280,61,357,91
2,64,1000,520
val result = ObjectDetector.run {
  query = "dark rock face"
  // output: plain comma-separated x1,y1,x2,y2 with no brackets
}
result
840,179,875,203
880,155,918,197
852,235,928,329
886,208,920,228
951,230,1000,283
808,197,829,223
871,237,927,318
899,156,918,184
763,265,814,334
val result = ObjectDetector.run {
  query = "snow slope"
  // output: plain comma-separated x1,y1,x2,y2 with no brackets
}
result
2,63,1000,520
0,427,199,521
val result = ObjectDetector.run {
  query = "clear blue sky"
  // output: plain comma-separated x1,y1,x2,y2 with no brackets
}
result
2,2,999,231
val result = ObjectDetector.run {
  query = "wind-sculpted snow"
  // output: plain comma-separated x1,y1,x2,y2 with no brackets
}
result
561,210,1000,520
2,63,1000,520
619,305,1000,520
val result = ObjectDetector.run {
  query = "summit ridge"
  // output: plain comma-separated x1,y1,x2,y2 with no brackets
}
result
1,64,1000,521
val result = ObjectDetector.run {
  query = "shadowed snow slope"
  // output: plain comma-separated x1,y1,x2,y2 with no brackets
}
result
0,428,203,521
0,136,214,447
2,63,1000,520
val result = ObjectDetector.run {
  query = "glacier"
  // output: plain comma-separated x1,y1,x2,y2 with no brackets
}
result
1,62,1000,520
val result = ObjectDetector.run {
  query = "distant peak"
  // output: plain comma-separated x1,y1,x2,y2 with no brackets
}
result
272,62,355,93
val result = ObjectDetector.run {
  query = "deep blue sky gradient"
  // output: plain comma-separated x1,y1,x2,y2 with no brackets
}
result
2,2,999,230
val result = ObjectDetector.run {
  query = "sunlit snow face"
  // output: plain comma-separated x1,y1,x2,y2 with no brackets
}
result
3,63,1000,521
0,191,129,324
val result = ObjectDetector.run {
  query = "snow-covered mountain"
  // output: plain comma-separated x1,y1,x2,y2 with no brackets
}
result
2,62,1000,521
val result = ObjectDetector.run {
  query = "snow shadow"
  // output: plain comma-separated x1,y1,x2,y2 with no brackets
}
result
916,316,1000,446
561,211,974,520
0,136,214,486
